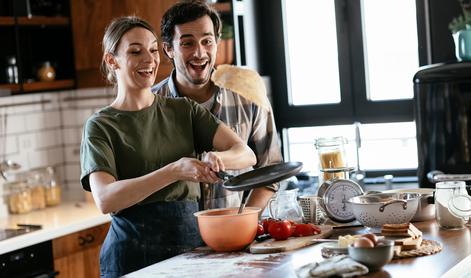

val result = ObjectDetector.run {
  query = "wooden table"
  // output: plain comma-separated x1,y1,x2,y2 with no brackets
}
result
124,221,471,278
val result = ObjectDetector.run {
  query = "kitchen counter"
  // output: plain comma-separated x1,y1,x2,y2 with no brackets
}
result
124,220,471,278
0,201,111,254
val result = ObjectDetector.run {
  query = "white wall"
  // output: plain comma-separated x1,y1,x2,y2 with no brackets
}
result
0,87,115,202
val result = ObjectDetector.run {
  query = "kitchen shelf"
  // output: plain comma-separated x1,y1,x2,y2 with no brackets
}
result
21,79,75,92
0,16,14,25
0,83,20,93
17,16,69,26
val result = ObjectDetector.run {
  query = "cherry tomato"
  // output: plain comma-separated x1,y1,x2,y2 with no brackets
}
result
256,224,265,236
268,220,292,240
292,223,321,237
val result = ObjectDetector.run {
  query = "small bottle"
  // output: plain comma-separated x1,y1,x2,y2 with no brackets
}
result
6,56,19,84
37,61,56,82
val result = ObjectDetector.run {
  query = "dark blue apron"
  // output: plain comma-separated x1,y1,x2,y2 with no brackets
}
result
99,201,203,277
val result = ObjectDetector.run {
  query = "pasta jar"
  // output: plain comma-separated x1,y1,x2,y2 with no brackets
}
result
6,180,33,214
29,166,61,206
315,136,348,183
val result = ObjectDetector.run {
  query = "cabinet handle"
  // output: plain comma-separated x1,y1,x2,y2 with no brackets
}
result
85,233,95,244
78,236,86,246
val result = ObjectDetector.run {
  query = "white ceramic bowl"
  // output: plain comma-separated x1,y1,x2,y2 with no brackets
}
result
347,193,420,228
348,239,395,271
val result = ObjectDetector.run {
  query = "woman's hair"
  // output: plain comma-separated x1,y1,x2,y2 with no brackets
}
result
160,1,221,47
101,16,157,84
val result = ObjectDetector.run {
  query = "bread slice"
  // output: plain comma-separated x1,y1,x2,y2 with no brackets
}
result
382,223,410,229
381,223,423,239
400,236,423,250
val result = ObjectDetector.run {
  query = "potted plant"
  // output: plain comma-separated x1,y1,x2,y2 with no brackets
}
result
449,0,471,61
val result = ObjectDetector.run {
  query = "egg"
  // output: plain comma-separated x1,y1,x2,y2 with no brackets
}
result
353,237,375,248
361,233,378,246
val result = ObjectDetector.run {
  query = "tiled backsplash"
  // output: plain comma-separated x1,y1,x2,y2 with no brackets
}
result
0,87,115,201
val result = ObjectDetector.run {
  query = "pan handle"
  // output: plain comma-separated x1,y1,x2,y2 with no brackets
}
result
427,170,471,183
216,171,234,181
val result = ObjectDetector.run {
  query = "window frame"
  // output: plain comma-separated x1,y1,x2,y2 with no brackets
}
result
255,0,430,177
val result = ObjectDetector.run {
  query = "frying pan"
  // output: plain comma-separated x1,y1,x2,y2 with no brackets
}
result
217,162,303,213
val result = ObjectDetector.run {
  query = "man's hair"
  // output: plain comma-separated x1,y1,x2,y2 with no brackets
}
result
160,1,221,47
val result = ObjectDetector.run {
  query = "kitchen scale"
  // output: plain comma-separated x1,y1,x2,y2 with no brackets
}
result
317,167,364,223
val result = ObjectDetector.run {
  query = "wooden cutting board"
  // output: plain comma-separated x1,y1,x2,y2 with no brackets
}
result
249,225,333,254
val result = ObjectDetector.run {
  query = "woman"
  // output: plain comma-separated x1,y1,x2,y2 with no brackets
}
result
80,16,256,277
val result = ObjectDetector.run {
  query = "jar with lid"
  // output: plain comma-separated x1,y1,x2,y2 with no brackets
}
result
27,171,47,210
29,166,61,206
435,181,470,230
5,180,33,214
314,136,348,183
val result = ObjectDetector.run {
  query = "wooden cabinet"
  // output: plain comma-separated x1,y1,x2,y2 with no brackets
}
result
52,222,110,278
0,0,76,95
70,0,177,88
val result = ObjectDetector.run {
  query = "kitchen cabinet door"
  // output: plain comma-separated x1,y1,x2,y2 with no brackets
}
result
70,0,176,88
53,222,110,278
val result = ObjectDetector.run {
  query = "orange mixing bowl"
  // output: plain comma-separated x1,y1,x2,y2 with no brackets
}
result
194,207,261,252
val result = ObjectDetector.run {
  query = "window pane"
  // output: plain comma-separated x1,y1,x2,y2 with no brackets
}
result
284,0,340,105
362,0,419,101
284,122,417,176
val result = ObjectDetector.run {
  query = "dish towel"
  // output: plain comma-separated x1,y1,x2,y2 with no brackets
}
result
296,255,369,278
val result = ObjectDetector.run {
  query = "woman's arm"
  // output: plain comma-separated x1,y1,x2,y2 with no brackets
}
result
90,157,220,214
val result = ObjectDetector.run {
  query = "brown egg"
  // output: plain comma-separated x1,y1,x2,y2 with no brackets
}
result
353,237,375,248
361,233,378,246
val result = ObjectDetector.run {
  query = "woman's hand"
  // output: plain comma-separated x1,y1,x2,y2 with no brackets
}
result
173,157,220,183
202,151,225,172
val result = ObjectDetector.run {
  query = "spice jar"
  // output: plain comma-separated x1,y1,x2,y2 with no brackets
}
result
315,137,348,183
5,180,33,214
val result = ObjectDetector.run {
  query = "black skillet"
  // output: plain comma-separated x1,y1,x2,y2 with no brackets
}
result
217,161,303,213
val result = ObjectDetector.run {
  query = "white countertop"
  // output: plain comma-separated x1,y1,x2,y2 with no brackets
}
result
0,201,111,254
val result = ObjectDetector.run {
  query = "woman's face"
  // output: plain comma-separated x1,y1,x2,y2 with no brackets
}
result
111,27,159,90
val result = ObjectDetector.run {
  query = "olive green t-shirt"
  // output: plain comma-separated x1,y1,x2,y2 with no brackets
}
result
80,95,220,203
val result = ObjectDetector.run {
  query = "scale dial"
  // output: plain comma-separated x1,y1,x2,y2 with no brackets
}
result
318,179,364,223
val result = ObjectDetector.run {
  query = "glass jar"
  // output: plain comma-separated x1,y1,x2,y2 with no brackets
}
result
315,136,348,183
268,189,304,223
28,166,61,206
435,181,469,230
5,180,33,214
27,171,47,210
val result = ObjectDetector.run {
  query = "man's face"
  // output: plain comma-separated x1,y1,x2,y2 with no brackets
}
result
165,15,218,87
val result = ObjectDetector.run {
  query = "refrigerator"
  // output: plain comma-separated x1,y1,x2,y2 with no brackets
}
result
414,61,471,187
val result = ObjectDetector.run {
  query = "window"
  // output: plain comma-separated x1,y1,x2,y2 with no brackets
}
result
259,0,426,178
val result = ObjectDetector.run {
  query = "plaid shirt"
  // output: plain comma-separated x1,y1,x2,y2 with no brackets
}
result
152,70,283,210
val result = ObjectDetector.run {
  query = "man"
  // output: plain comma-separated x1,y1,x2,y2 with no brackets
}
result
153,1,283,210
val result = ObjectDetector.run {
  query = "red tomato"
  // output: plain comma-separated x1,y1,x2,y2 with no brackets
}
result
262,218,276,233
268,220,292,240
256,224,265,236
292,223,321,237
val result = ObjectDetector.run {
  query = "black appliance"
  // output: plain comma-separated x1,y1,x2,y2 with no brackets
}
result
0,240,58,277
414,61,471,187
